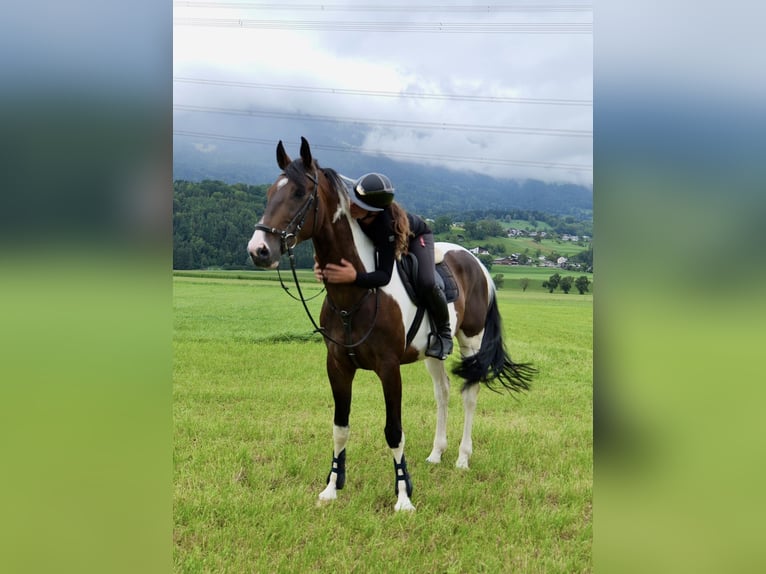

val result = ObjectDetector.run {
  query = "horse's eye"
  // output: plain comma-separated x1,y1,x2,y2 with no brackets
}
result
293,187,306,199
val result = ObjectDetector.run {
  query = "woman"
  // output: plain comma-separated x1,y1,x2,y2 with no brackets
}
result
314,173,453,360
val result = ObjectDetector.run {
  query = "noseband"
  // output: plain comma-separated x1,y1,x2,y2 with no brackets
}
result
254,169,320,255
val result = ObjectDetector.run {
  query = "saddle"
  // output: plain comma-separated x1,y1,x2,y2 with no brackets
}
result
397,252,459,305
396,251,459,348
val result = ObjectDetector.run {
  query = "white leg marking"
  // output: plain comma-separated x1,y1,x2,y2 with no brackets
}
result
457,383,480,469
454,330,483,469
318,425,349,504
392,434,415,512
425,358,450,464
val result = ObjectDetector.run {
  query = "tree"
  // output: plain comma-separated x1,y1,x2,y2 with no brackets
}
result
560,276,573,294
490,242,506,255
433,215,452,234
575,275,590,294
520,277,530,292
493,273,505,288
477,253,493,271
542,272,561,293
571,246,593,271
463,218,504,240
463,220,481,239
173,179,272,269
478,219,504,238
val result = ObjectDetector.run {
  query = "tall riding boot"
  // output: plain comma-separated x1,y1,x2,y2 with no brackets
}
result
424,286,453,360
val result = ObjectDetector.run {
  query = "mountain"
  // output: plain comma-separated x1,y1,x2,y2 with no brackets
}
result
173,123,592,220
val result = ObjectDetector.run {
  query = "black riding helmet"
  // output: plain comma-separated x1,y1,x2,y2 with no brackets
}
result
350,173,395,212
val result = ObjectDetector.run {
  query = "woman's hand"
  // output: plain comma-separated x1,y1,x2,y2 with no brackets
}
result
313,259,325,283
321,258,357,284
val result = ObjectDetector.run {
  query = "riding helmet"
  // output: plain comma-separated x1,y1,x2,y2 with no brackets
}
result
350,173,395,212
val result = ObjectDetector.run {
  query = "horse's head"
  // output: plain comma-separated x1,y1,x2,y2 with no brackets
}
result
248,137,322,269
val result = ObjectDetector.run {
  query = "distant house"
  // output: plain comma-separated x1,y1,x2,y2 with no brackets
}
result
557,256,568,267
468,246,490,256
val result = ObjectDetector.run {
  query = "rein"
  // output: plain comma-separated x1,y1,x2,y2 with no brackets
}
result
257,168,381,353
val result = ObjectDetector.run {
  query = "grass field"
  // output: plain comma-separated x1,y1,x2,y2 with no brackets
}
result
173,270,592,573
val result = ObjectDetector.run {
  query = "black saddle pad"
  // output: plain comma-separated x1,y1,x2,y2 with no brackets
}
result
396,253,459,305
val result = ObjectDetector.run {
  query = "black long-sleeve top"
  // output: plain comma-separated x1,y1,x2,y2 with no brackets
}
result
353,209,430,289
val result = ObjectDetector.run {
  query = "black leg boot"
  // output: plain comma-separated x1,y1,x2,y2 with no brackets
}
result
424,286,453,360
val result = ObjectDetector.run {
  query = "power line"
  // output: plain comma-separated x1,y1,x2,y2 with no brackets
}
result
173,103,592,138
173,129,592,172
173,77,592,107
173,18,592,34
173,2,593,13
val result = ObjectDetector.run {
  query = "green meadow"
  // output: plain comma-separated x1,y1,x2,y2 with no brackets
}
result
174,269,592,573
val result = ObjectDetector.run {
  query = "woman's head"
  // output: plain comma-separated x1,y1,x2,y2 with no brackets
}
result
350,173,395,212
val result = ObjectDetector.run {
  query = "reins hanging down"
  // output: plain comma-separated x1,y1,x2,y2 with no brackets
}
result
278,245,381,351
255,168,380,349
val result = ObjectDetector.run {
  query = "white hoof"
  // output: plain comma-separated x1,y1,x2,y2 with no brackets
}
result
455,456,470,469
426,451,443,464
318,484,337,503
395,498,416,512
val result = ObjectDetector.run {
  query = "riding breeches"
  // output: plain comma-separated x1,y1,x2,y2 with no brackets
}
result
408,232,436,295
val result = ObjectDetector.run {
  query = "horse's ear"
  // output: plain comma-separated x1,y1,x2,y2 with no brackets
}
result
300,136,313,168
276,140,291,170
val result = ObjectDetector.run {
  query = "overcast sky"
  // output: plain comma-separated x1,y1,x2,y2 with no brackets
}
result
173,2,592,186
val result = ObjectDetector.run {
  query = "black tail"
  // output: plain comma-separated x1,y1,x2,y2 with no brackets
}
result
452,294,536,394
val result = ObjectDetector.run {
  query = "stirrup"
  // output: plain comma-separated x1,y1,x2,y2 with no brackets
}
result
425,333,453,360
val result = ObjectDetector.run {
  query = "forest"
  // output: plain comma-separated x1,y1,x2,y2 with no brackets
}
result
173,179,593,270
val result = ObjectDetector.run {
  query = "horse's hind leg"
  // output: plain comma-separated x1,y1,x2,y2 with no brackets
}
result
318,353,353,504
425,357,450,464
455,331,483,469
457,382,480,469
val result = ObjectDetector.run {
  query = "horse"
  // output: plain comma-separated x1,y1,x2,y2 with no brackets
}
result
248,137,534,512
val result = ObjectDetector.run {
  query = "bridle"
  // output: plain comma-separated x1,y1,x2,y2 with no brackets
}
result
254,167,380,357
254,168,320,255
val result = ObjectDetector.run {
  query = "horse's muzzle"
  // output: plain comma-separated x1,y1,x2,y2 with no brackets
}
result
248,230,280,269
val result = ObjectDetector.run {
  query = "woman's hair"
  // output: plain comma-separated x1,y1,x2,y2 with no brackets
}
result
389,201,412,260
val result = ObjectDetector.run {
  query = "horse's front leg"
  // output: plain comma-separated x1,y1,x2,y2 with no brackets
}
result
380,363,415,512
318,352,354,505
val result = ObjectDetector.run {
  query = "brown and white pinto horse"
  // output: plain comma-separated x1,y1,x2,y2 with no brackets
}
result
248,137,533,512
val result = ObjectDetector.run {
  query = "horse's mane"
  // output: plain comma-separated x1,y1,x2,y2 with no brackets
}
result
321,167,344,194
321,167,351,216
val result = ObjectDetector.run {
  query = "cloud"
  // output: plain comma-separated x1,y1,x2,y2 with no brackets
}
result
193,143,216,154
173,4,592,185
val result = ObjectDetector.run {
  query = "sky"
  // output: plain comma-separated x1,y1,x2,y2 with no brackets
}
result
173,2,593,186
